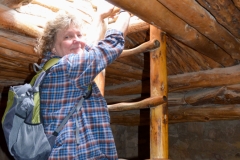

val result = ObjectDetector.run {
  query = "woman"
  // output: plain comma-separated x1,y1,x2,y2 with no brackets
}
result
37,1,130,159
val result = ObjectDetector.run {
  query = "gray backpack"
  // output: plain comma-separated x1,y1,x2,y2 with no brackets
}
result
1,58,92,160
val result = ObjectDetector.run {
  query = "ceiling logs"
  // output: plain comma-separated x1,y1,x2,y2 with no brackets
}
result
197,0,240,39
106,0,237,66
157,0,240,59
0,4,43,38
0,0,33,9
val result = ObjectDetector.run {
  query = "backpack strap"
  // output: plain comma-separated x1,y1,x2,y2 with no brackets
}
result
52,97,84,137
43,58,60,71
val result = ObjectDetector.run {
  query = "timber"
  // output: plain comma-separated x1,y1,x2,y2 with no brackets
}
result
117,53,146,69
0,36,37,56
168,64,240,92
233,0,240,10
0,47,38,64
168,84,240,106
106,83,240,105
106,61,149,80
126,19,149,34
110,104,240,125
157,0,240,59
169,104,240,123
32,0,94,24
0,0,33,8
108,95,167,111
120,39,160,58
173,39,222,69
105,80,149,96
150,27,168,159
105,0,237,66
196,0,240,39
0,4,43,38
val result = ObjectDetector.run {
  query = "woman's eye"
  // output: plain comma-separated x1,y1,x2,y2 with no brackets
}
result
77,34,82,38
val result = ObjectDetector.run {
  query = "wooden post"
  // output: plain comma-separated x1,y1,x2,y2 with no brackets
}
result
150,25,168,158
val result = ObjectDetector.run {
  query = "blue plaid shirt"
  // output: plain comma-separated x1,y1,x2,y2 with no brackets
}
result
40,29,124,160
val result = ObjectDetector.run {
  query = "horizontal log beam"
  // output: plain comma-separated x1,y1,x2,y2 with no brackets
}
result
168,64,240,92
110,104,240,125
168,84,240,105
169,104,240,123
106,0,236,66
0,46,38,62
105,80,240,106
0,29,37,47
119,39,160,58
108,95,167,111
0,4,43,38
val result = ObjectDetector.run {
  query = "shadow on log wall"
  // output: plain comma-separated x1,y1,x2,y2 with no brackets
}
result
0,87,14,160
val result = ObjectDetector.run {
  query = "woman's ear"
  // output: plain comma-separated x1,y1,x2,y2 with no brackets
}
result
51,47,56,54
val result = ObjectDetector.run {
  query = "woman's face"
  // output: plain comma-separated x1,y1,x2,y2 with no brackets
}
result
51,24,86,57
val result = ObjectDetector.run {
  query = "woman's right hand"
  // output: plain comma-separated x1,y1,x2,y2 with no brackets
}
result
96,0,115,19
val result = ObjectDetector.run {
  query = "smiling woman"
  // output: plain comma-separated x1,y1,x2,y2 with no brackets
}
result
36,1,131,159
51,23,86,57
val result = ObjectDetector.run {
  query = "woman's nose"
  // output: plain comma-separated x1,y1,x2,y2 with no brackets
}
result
73,37,86,47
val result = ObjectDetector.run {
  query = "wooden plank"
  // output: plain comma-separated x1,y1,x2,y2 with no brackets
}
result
150,26,168,159
105,0,236,66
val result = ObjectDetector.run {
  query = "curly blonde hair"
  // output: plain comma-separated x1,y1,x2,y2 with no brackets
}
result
37,10,84,57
